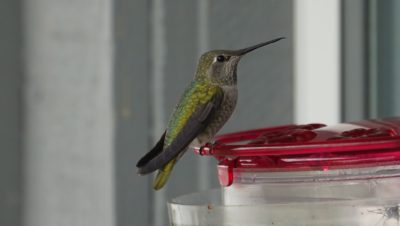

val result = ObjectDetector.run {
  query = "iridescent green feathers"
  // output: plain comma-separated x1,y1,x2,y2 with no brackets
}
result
136,82,223,175
164,81,221,146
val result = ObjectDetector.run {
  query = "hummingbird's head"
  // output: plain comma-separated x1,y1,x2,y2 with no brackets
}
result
195,37,284,85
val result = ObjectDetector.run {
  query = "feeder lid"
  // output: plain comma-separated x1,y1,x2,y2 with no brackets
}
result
194,117,400,186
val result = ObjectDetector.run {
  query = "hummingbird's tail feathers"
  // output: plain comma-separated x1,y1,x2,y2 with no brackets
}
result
136,131,166,174
153,158,177,190
137,136,191,175
153,171,169,190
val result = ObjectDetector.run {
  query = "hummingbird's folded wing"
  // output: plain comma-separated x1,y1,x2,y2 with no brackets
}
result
137,88,224,175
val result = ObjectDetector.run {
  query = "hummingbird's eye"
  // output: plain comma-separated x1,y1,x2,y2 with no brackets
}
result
216,55,225,62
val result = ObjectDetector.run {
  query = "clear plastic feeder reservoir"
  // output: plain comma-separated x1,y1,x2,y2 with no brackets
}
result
168,117,400,226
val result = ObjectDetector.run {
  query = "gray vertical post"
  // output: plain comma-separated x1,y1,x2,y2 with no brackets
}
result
150,0,168,225
196,0,214,192
0,0,22,226
341,0,368,121
148,1,294,225
23,1,115,226
209,0,294,131
375,0,400,116
112,0,151,226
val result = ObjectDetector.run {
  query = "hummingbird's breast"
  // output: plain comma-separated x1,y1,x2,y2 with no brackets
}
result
195,86,238,145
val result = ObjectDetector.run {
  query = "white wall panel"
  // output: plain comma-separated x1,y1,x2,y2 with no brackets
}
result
23,1,115,226
295,0,341,125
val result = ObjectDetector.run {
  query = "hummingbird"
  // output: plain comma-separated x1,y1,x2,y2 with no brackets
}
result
137,37,284,190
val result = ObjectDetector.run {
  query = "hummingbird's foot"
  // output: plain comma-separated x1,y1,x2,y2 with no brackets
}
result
199,146,205,156
198,141,218,155
209,140,220,146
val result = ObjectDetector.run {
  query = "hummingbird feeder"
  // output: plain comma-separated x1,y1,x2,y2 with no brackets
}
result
168,117,400,226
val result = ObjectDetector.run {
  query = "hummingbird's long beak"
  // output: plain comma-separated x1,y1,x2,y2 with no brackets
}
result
237,37,285,56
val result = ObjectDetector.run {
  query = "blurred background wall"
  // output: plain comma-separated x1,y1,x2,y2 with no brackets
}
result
1,0,399,226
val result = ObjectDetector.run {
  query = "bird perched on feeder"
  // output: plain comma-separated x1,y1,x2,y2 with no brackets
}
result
137,37,284,190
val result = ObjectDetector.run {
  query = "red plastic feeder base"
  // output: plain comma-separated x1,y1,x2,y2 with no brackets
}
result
194,117,400,186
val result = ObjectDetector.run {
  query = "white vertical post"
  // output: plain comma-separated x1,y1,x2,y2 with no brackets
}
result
23,1,115,226
294,0,341,125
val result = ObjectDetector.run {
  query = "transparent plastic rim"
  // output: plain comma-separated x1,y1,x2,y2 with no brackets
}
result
231,164,400,184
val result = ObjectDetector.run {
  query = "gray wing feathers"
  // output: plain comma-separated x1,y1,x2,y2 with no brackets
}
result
137,90,223,174
136,131,166,170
